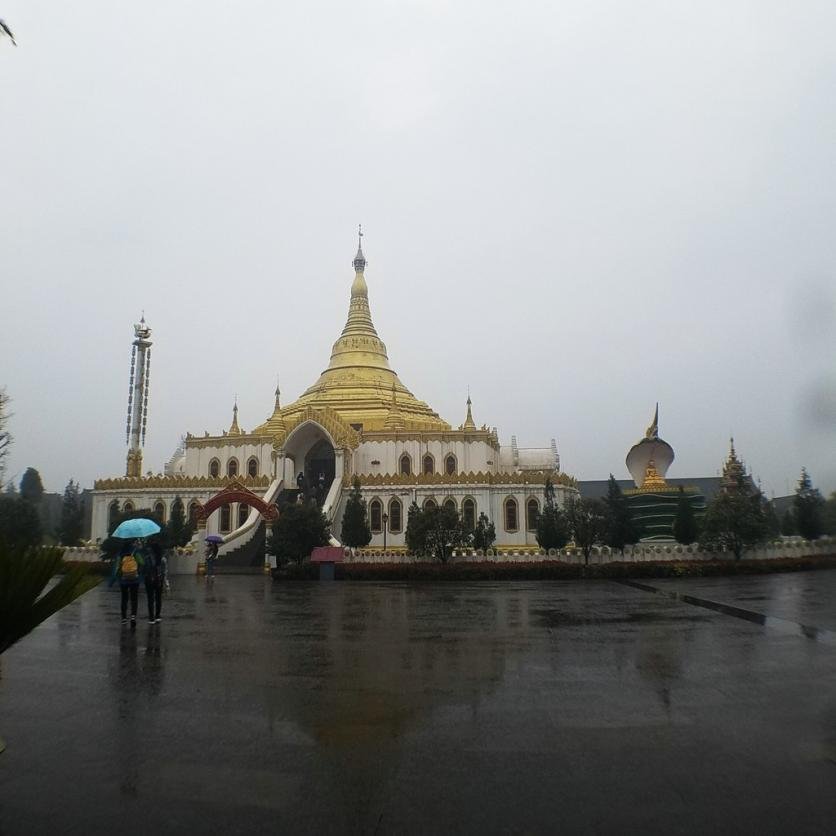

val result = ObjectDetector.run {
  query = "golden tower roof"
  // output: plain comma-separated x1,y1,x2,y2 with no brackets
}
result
462,393,477,431
227,400,242,436
254,233,449,434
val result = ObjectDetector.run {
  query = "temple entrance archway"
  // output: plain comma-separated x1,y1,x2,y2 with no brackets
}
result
282,420,339,502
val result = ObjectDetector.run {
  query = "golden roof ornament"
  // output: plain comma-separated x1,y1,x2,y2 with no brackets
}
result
383,383,406,431
228,399,242,436
721,436,746,489
463,392,476,431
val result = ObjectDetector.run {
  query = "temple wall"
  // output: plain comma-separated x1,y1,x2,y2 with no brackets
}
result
183,441,274,479
354,438,496,476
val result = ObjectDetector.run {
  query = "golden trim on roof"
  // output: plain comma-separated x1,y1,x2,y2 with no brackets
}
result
348,470,577,488
94,474,271,491
273,406,361,451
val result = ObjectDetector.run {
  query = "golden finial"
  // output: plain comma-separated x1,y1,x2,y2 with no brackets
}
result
228,397,242,436
645,403,659,440
463,389,476,430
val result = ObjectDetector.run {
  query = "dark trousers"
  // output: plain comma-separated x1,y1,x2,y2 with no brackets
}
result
120,584,139,618
145,580,162,620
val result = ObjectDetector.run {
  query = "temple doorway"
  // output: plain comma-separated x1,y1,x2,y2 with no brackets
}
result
306,438,336,499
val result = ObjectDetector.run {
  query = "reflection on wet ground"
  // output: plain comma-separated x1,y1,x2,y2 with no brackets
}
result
621,579,836,644
2,574,836,834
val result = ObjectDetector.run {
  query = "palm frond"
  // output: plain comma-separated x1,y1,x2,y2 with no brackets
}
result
0,545,101,654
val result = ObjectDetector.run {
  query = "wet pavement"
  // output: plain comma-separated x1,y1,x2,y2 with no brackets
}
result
2,573,836,835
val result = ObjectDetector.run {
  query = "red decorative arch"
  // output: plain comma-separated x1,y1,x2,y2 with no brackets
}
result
193,479,278,525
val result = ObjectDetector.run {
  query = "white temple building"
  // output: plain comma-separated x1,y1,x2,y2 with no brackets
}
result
91,234,577,558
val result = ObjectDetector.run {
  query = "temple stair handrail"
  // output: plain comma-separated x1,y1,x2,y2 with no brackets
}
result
218,478,283,556
321,477,343,547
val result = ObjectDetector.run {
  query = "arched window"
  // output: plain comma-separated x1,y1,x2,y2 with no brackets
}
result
443,497,457,514
238,503,249,527
108,501,120,529
227,458,239,478
188,501,200,526
247,457,258,478
123,501,134,513
399,454,412,476
370,499,382,533
220,504,231,533
209,458,220,479
445,454,457,475
504,497,518,532
153,500,166,523
422,454,435,475
462,498,476,530
527,498,540,531
388,498,402,533
423,497,437,511
171,497,184,519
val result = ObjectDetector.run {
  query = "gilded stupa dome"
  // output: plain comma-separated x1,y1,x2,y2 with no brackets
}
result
254,233,449,434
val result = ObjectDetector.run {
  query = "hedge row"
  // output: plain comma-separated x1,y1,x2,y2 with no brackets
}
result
271,555,836,582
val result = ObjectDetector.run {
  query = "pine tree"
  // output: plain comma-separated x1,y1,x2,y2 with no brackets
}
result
565,497,606,566
57,480,84,546
763,498,781,539
602,475,637,553
340,477,371,548
823,492,836,536
780,508,796,536
672,486,699,544
536,478,570,550
405,501,423,554
266,502,329,564
19,468,44,504
793,468,824,541
473,512,496,551
165,496,193,548
700,474,768,560
0,494,42,549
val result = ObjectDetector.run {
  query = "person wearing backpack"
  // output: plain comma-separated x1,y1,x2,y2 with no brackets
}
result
109,541,145,625
144,541,167,624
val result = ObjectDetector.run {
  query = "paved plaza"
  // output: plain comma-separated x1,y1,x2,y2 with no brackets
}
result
2,572,836,834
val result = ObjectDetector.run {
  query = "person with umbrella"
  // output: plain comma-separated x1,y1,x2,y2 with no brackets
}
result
205,535,222,580
108,518,161,625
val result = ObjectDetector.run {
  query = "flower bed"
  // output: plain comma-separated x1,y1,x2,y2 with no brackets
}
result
271,554,836,581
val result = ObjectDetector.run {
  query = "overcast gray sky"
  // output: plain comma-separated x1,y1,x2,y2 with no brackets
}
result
2,0,834,498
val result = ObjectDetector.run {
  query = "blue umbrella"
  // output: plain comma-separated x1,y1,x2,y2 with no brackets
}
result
112,518,161,539
205,534,224,544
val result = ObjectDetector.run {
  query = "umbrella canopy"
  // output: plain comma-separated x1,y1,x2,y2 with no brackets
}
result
111,518,161,539
205,535,224,544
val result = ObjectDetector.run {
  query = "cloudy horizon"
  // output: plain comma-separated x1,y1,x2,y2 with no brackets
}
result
1,1,834,498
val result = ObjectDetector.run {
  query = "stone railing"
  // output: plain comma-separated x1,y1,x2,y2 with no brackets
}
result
341,538,836,565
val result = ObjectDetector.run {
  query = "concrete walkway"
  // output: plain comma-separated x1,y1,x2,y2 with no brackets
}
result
2,574,836,834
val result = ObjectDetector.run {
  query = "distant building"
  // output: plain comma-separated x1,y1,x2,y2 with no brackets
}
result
617,408,705,541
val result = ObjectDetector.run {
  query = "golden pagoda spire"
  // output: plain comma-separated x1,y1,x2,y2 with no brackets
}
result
383,382,405,431
721,436,746,490
228,398,242,436
463,391,476,430
252,231,450,433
